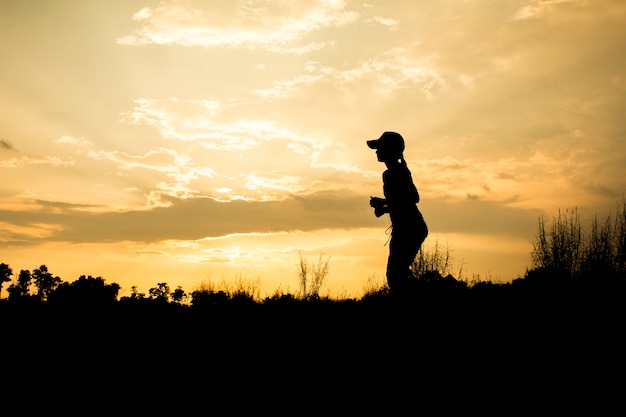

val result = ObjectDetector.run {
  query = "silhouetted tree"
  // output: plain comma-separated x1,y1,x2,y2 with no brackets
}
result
32,265,61,301
7,269,32,300
149,282,170,302
118,285,148,306
0,263,12,299
171,286,188,304
130,286,145,299
49,275,120,305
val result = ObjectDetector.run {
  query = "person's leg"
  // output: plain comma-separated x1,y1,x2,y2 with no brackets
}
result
386,235,415,292
387,230,427,292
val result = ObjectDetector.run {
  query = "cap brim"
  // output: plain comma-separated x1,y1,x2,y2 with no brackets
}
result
366,139,379,149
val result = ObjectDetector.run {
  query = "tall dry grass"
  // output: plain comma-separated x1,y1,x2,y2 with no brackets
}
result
297,251,330,299
530,199,626,281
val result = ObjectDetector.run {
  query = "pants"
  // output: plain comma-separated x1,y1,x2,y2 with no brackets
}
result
386,226,428,292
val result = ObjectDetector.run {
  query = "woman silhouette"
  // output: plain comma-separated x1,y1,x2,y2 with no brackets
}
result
367,131,428,292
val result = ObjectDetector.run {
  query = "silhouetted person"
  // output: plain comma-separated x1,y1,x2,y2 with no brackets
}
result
367,131,428,293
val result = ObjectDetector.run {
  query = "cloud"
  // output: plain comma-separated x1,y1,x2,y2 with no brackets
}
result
369,16,399,27
0,156,73,168
513,0,574,21
121,98,224,140
56,135,91,146
421,197,542,238
245,171,305,194
90,147,190,174
252,48,444,100
0,190,378,245
0,189,547,266
117,0,359,53
122,98,321,151
115,96,380,204
0,221,64,243
119,97,339,169
253,73,326,99
411,150,626,212
88,147,223,202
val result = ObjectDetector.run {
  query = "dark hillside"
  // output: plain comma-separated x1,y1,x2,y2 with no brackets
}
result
4,275,623,358
2,275,623,414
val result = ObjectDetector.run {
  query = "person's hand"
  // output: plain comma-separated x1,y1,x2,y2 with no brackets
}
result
374,206,386,217
370,196,385,208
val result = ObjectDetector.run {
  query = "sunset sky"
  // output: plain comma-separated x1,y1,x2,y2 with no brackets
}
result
1,0,625,298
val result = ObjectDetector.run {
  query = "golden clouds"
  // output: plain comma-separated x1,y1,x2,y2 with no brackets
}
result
117,0,359,53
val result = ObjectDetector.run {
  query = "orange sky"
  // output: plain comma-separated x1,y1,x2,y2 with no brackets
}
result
1,0,625,298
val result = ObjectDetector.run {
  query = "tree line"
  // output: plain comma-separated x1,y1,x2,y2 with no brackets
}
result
0,263,190,305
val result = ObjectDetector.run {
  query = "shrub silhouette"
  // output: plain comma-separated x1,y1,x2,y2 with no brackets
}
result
531,208,582,281
190,277,260,311
530,200,626,283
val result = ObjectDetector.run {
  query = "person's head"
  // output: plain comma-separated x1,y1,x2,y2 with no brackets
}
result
366,131,405,163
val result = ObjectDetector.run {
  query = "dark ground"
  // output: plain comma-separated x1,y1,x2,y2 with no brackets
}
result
2,280,624,413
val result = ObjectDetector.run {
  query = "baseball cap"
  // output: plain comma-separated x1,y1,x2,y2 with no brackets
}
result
366,131,405,154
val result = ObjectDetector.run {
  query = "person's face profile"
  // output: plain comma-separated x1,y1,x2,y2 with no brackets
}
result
375,143,396,162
